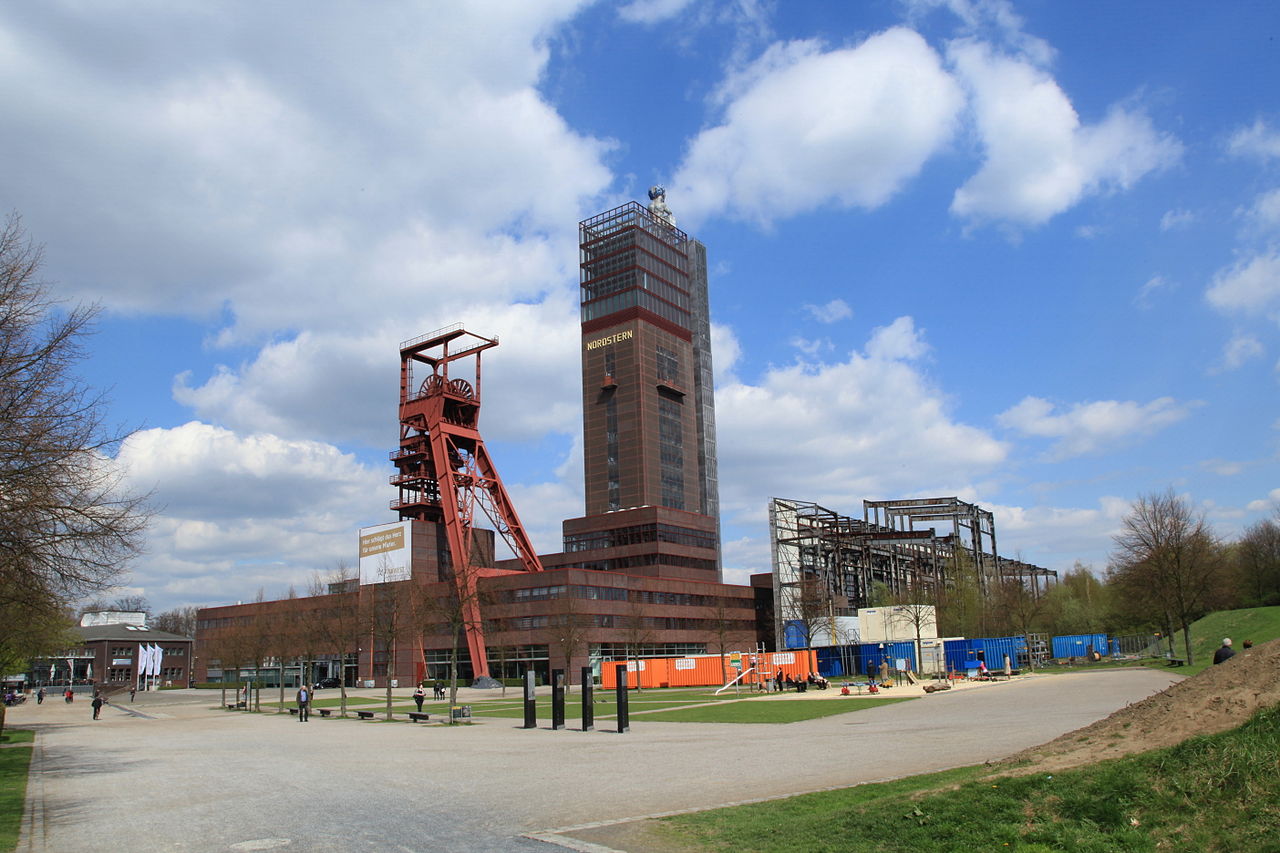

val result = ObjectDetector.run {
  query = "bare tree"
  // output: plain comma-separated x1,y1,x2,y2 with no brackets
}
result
362,561,410,720
1109,489,1224,665
0,213,151,683
305,565,361,717
620,595,654,691
548,586,590,693
886,594,937,675
151,606,198,638
1235,514,1280,607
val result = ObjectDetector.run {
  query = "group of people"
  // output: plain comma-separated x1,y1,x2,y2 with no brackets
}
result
1213,637,1253,665
772,672,829,692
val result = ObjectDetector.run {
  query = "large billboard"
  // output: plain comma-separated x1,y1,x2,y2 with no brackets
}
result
358,521,412,584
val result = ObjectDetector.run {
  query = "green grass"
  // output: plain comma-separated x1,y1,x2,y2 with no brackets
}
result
638,697,911,723
0,732,32,850
0,729,33,745
658,703,1280,852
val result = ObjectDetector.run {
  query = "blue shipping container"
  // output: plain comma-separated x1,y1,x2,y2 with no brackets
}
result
1051,633,1109,659
858,641,917,674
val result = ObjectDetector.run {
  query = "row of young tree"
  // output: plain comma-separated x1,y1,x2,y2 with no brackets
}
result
921,488,1279,667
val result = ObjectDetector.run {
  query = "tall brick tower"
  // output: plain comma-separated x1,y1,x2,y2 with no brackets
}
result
561,189,721,582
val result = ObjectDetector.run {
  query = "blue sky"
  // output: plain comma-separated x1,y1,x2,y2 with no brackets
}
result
3,0,1278,611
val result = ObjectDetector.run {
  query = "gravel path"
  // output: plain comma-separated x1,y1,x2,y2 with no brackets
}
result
10,669,1180,852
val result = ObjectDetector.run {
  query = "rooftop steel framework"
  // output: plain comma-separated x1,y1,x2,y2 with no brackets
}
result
770,497,1055,649
392,325,542,680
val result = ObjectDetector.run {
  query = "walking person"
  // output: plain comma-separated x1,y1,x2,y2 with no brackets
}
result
36,688,44,705
296,685,310,722
64,688,73,703
413,685,426,712
129,686,136,703
91,693,104,720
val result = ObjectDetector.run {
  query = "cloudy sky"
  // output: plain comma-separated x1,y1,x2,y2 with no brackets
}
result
3,1,1277,611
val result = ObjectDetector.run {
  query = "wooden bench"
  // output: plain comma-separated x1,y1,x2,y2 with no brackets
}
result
1166,658,1186,667
226,702,246,710
355,710,376,719
288,707,299,715
407,712,430,723
316,708,332,717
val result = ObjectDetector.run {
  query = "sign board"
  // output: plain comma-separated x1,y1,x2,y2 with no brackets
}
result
625,661,647,672
771,652,796,665
674,659,696,670
358,521,412,584
895,658,908,672
112,658,132,666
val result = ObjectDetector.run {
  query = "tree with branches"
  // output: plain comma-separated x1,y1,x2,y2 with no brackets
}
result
0,214,151,721
1109,488,1224,666
305,566,361,717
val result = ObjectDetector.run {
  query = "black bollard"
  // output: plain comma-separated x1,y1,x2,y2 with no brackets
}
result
522,670,537,729
551,669,566,730
615,663,629,734
581,666,594,732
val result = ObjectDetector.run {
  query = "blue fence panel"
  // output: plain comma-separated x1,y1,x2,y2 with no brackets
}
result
816,645,864,678
857,641,917,674
783,620,808,650
944,637,1027,672
1051,633,1109,659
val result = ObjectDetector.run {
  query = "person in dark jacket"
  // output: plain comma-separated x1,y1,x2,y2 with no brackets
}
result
91,694,105,720
1213,638,1235,665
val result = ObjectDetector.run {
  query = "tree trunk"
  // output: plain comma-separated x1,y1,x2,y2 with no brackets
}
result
1182,625,1194,666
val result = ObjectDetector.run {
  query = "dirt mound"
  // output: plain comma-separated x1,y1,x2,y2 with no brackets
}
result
995,638,1280,776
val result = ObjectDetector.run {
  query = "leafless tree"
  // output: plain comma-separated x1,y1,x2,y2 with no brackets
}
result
305,565,361,717
548,586,589,693
1109,488,1225,665
151,606,198,637
1235,514,1280,606
620,595,654,691
0,213,151,679
886,594,937,675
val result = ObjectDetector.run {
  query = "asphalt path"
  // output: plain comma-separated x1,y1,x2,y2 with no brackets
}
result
11,669,1180,852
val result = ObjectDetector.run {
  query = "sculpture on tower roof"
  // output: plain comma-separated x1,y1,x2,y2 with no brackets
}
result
648,185,676,228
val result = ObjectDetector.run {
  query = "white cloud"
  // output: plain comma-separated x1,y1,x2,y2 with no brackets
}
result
174,298,583,449
1228,119,1280,161
1200,458,1244,476
1160,208,1194,231
1205,251,1280,314
997,396,1197,459
947,40,1181,226
0,3,609,334
1242,187,1280,234
1135,274,1173,307
673,28,964,225
715,316,1005,524
803,298,853,324
116,422,386,605
1213,334,1264,372
617,0,697,24
1246,488,1280,512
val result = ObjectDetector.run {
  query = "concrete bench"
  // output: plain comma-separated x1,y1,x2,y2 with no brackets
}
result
355,710,376,719
316,708,332,717
226,702,247,710
288,707,299,715
407,712,430,723
1166,658,1186,667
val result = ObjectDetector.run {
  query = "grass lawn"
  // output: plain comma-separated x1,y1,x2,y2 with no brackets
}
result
638,697,911,723
656,703,1280,852
0,730,33,850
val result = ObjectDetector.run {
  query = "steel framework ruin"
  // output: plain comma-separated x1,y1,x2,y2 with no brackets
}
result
392,325,543,679
770,497,1056,648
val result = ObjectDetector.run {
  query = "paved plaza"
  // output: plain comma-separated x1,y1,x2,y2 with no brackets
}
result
12,669,1180,852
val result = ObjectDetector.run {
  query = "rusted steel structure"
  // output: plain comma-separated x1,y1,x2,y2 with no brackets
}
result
392,324,542,679
770,497,1055,650
864,497,999,592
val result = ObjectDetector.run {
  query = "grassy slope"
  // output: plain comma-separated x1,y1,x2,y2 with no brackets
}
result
0,730,33,850
659,704,1280,852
